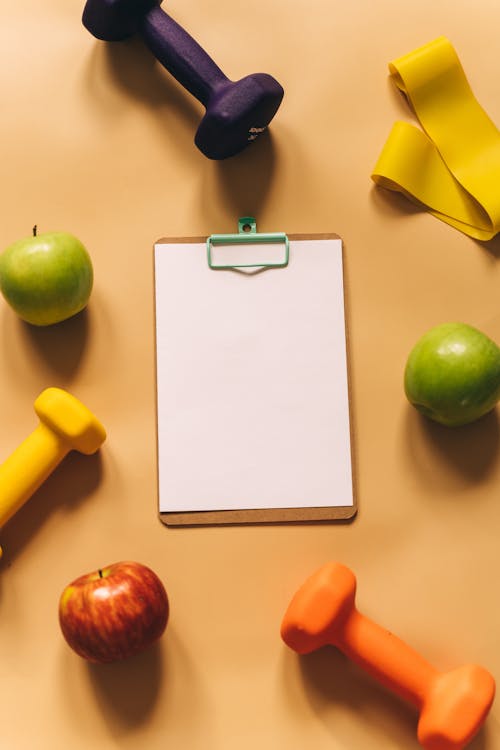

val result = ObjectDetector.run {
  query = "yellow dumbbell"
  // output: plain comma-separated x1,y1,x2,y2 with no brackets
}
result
0,387,106,558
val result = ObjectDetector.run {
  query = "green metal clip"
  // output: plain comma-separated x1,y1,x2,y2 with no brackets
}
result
207,217,289,269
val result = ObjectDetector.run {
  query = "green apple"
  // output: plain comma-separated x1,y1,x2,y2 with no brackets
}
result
0,228,93,326
404,322,500,426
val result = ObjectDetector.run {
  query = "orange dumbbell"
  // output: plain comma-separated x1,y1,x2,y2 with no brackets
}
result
280,562,495,750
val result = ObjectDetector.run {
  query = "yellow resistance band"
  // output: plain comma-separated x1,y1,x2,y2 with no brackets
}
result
371,37,500,241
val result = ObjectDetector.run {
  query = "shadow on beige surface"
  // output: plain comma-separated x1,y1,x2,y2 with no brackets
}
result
16,308,90,380
0,451,103,565
283,645,417,747
402,407,499,493
281,646,490,749
83,37,201,148
0,305,91,387
59,625,214,744
86,641,164,732
369,183,426,221
473,233,500,259
208,130,279,219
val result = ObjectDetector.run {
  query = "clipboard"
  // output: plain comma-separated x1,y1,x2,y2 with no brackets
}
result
153,219,355,525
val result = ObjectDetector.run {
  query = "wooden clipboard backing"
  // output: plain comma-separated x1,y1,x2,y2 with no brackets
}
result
154,232,356,526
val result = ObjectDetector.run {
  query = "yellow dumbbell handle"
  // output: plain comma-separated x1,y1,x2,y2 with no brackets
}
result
371,36,500,240
0,424,69,535
0,388,106,559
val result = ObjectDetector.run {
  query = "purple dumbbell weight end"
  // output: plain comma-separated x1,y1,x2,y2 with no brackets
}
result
82,0,284,159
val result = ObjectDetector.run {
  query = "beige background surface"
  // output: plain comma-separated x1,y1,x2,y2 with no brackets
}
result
0,2,499,749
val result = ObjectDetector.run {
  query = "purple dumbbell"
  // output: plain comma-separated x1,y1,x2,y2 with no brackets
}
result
82,0,284,159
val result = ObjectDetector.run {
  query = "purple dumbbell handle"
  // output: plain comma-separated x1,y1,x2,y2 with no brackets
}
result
140,5,228,106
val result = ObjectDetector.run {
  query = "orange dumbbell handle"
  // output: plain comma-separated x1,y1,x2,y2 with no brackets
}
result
338,608,437,708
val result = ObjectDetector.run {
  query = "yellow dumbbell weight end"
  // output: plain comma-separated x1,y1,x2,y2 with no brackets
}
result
0,387,106,557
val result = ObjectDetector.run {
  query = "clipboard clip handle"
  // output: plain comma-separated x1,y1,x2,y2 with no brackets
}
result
207,217,289,269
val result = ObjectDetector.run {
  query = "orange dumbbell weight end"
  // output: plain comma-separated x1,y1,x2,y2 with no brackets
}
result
0,387,106,559
280,562,495,750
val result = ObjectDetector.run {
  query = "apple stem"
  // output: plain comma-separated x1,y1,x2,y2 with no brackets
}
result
98,569,103,578
33,225,37,237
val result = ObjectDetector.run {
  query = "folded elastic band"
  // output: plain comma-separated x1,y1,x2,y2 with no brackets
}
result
371,37,500,240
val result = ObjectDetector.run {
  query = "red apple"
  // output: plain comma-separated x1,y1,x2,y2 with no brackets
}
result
58,561,169,663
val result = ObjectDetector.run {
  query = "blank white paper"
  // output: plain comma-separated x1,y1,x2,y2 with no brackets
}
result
154,238,353,513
